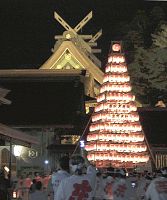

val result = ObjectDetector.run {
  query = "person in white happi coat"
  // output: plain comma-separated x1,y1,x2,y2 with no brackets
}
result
93,170,104,200
55,155,96,200
101,168,116,200
112,169,137,200
51,156,70,200
145,167,167,200
136,174,152,200
29,181,48,200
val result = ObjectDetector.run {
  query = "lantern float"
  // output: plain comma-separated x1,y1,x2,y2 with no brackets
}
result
86,42,149,168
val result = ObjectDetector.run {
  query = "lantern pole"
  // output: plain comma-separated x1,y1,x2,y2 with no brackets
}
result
8,138,12,185
72,109,94,156
143,130,156,169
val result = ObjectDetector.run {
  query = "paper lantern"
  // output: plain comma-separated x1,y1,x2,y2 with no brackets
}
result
112,43,121,52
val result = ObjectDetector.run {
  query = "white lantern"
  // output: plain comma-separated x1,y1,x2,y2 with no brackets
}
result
13,145,22,157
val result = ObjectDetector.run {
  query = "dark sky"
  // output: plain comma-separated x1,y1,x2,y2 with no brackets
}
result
0,0,165,68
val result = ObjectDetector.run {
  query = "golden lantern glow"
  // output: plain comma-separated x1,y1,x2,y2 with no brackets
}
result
86,42,149,168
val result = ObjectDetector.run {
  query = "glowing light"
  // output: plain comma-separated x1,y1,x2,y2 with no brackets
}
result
4,166,9,173
108,55,125,63
112,43,121,52
100,83,132,93
13,145,22,157
105,64,127,73
44,160,49,165
80,140,85,148
13,191,17,198
103,74,130,83
86,42,149,168
95,102,137,113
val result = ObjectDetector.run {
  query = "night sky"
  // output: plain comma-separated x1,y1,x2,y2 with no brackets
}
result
0,0,166,68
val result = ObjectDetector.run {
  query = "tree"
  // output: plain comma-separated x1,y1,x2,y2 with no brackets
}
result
152,24,167,48
129,46,167,105
150,6,166,30
119,6,166,50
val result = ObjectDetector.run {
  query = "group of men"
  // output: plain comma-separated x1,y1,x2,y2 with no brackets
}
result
50,155,167,200
1,154,167,200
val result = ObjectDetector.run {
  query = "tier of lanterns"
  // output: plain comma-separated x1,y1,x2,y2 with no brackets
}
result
95,102,137,113
100,83,132,93
92,112,139,123
87,132,144,143
86,42,149,168
85,143,147,152
103,74,130,83
105,64,127,73
87,153,149,163
97,93,135,103
89,122,142,133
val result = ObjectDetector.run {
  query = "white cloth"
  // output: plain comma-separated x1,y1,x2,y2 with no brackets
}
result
55,174,95,200
112,178,136,200
94,175,104,199
86,165,97,192
51,170,70,200
136,177,151,200
102,176,115,200
86,165,97,175
145,176,167,200
29,190,48,200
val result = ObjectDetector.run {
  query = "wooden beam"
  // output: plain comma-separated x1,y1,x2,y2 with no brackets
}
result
80,35,92,40
89,29,102,43
0,88,11,105
54,12,75,34
88,42,97,47
0,69,83,77
0,88,10,97
0,97,11,105
91,49,102,53
54,35,64,40
74,11,93,32
0,123,39,145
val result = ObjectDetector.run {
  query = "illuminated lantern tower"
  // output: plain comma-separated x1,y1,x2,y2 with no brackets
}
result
85,41,149,168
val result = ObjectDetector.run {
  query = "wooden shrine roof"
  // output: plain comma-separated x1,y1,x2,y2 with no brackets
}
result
0,70,86,131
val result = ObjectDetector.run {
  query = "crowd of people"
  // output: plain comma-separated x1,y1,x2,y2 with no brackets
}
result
0,155,167,200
